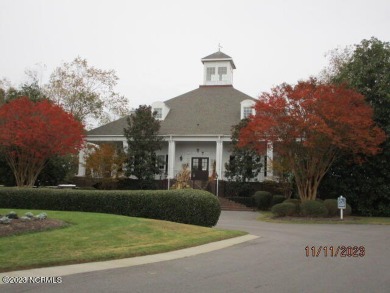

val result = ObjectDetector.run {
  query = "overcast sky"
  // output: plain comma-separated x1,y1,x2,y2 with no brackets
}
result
1,0,389,109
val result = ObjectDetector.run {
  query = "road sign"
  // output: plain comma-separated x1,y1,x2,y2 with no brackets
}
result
338,196,346,220
338,196,346,209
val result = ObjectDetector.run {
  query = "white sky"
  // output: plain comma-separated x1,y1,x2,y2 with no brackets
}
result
1,0,390,108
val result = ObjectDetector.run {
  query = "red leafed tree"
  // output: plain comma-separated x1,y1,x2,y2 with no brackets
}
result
239,79,386,201
0,97,85,187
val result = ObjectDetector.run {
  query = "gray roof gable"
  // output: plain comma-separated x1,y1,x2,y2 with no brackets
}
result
88,85,255,137
202,51,232,60
201,51,236,69
161,86,254,135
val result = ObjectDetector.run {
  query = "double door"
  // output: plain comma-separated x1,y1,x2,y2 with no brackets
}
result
191,157,209,180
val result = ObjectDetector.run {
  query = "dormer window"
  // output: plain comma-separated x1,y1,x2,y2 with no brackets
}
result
151,101,170,120
241,99,256,119
154,108,162,119
206,67,215,81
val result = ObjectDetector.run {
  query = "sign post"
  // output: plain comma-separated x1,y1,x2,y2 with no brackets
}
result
337,196,346,220
215,173,219,197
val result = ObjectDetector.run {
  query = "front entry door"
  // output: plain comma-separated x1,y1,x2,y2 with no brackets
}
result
191,157,209,180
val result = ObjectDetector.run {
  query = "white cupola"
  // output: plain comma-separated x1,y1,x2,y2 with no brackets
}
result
201,50,236,86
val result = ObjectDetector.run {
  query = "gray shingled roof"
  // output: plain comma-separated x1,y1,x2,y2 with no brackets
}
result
202,51,232,60
87,115,128,136
88,85,255,136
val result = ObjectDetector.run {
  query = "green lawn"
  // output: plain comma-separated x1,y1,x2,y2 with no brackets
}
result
258,211,390,224
0,209,246,272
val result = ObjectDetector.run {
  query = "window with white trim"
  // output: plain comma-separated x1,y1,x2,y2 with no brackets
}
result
154,108,162,119
243,107,252,118
240,99,256,119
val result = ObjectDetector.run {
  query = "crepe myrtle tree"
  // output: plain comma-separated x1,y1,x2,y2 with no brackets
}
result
239,79,386,201
0,97,84,187
0,80,81,186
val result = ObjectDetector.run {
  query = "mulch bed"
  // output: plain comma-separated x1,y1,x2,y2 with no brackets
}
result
0,218,67,237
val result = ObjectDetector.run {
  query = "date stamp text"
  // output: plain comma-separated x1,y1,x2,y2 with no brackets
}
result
305,245,365,257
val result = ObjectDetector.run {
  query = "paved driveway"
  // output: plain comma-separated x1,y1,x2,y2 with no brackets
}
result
3,211,390,293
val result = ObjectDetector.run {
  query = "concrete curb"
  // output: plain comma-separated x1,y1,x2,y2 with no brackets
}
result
0,234,259,283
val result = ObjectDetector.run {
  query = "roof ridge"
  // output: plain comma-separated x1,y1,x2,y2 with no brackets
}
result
201,51,233,60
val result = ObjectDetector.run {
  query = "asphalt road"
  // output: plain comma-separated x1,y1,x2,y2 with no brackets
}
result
3,211,390,293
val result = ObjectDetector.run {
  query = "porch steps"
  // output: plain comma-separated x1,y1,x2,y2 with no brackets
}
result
218,197,254,211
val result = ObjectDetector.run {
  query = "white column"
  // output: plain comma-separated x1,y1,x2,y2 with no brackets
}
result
77,148,86,177
216,138,223,179
266,142,273,178
122,140,128,153
168,138,176,179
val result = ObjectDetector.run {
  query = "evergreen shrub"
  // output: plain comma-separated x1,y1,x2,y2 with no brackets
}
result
324,199,352,217
0,188,220,227
283,199,301,214
345,203,352,216
300,200,328,217
271,203,297,217
224,182,255,197
253,191,273,210
271,195,285,207
323,199,338,217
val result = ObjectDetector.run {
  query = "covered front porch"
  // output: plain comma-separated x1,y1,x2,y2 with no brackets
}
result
77,134,273,182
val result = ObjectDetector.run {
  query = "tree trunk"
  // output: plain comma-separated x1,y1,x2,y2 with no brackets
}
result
5,153,46,187
291,148,337,201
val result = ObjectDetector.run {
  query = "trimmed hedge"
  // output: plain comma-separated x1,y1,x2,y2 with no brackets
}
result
223,182,255,197
283,199,301,205
324,199,352,217
271,195,285,207
253,191,273,210
271,203,297,217
324,199,338,217
0,188,221,227
283,199,301,214
226,196,255,207
300,200,328,217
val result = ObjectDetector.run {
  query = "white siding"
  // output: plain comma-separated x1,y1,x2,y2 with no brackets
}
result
203,61,234,85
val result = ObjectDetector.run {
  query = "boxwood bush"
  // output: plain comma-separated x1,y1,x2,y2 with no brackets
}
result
271,195,285,207
324,199,352,217
323,199,338,217
283,199,301,205
0,188,220,227
283,199,301,214
253,191,273,210
300,200,328,217
271,203,297,217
